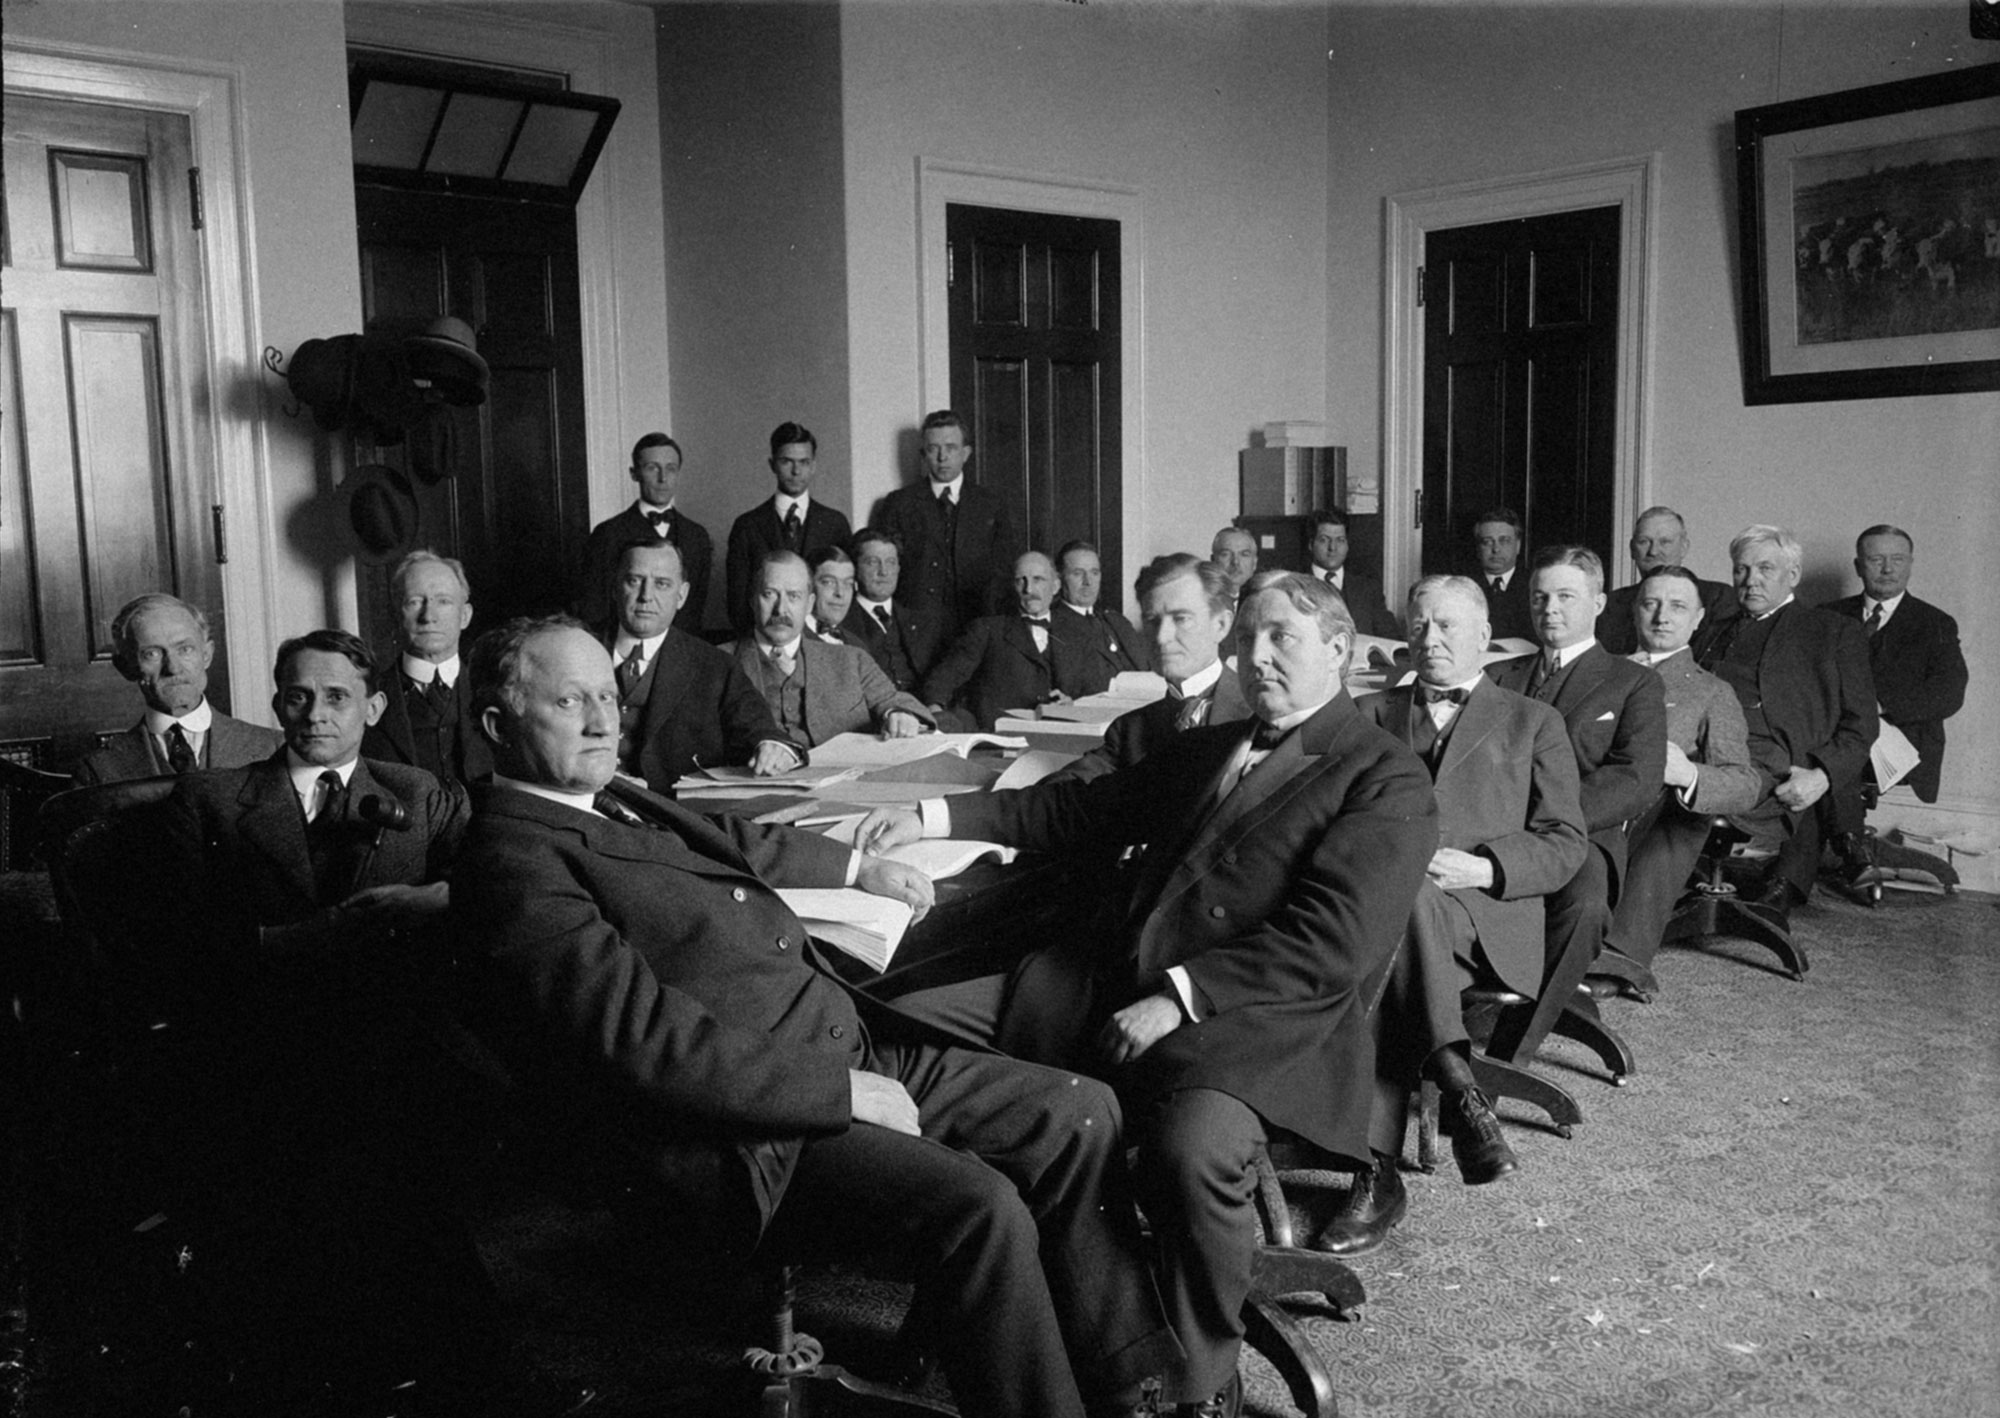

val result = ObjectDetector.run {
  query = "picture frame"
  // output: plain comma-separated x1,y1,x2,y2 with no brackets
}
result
1734,63,2000,405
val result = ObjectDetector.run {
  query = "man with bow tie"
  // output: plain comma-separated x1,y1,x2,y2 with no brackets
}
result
725,421,854,633
360,550,492,789
1305,508,1399,638
922,550,1093,731
1049,539,1153,695
859,570,1438,1416
1343,576,1588,1255
878,408,1022,644
449,617,1182,1418
73,592,281,785
576,432,713,632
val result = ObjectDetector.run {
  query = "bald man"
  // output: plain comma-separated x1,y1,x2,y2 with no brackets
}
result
921,551,1095,731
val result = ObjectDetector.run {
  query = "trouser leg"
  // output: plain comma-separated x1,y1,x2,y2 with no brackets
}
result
1368,883,1477,1159
1606,800,1711,968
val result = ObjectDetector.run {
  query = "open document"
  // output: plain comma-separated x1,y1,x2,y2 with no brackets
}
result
807,731,1029,770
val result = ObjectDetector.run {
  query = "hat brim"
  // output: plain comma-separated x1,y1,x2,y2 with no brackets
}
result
345,463,421,563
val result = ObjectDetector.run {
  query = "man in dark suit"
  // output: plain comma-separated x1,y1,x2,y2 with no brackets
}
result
73,592,281,785
1341,575,1587,1254
922,551,1094,731
1489,547,1668,990
1055,554,1249,785
1822,524,1966,806
860,571,1438,1415
449,618,1180,1418
360,549,493,789
602,537,802,791
576,432,713,631
1598,567,1765,986
839,526,946,692
1593,506,1738,655
730,552,934,747
877,408,1022,642
725,421,853,632
1050,538,1152,695
1693,525,1878,908
1306,508,1399,639
1469,507,1535,643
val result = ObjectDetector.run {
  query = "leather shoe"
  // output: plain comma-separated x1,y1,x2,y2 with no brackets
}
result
1440,1086,1519,1185
1179,1370,1242,1418
1752,873,1807,912
1313,1155,1406,1256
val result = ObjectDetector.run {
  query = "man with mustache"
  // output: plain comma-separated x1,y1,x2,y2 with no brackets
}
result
922,550,1094,731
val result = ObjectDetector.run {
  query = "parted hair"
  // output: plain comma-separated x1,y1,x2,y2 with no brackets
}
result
630,431,682,467
1730,524,1803,571
1530,544,1606,596
1240,568,1356,643
274,628,380,695
1134,554,1234,618
110,593,210,676
769,421,816,456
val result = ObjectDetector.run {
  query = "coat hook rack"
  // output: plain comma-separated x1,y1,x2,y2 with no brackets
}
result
261,345,302,419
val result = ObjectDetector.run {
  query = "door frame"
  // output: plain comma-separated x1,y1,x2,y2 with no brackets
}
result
5,39,275,713
1383,153,1659,597
917,159,1144,599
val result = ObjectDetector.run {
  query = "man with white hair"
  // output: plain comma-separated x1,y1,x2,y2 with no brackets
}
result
1694,525,1876,910
362,549,492,788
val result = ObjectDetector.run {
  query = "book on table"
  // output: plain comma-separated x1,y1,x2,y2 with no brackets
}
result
777,889,915,972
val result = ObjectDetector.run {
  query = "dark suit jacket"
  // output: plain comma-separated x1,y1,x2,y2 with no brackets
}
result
921,614,1094,732
361,668,494,789
449,781,876,1246
577,502,713,632
1822,592,1966,802
725,497,853,633
1328,571,1401,640
1054,671,1253,785
602,625,795,791
1693,601,1879,797
877,480,1021,639
1647,648,1764,817
1361,679,1586,995
837,599,945,691
73,708,282,786
1596,575,1737,656
1490,642,1668,885
1050,601,1152,696
726,637,934,747
949,697,1436,1167
1481,570,1535,643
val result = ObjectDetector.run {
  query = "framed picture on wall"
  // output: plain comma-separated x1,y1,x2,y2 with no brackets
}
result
1735,63,2000,404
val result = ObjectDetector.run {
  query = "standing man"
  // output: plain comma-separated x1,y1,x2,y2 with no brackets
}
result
450,618,1181,1418
1594,506,1737,655
362,549,492,790
1055,554,1249,785
859,571,1437,1416
577,433,712,631
730,552,933,747
725,422,853,633
840,527,945,693
600,538,803,790
922,551,1092,732
1468,507,1534,643
1305,509,1399,639
1050,539,1151,696
1208,526,1259,603
1821,524,1966,805
73,592,281,785
878,409,1021,643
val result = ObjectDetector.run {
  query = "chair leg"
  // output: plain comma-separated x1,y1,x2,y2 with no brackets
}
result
1242,1291,1341,1418
1414,1080,1440,1174
748,1267,956,1418
1711,899,1810,980
1549,996,1636,1085
1468,1051,1583,1139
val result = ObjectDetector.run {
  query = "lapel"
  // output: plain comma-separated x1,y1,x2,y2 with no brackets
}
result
1002,615,1047,671
1433,677,1510,786
1550,642,1612,719
487,780,761,884
235,754,317,904
113,722,168,776
379,673,419,761
641,630,698,742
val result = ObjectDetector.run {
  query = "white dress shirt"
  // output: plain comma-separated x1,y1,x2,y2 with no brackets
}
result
145,697,214,762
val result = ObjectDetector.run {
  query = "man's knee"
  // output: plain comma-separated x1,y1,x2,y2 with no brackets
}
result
1138,1090,1263,1199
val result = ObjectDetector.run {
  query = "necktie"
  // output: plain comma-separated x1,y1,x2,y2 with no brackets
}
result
1250,720,1287,752
1173,692,1212,732
595,791,653,830
307,771,349,900
772,644,798,678
874,604,895,633
939,486,958,540
1489,577,1505,598
310,770,345,826
616,646,645,699
1865,603,1884,635
783,504,804,552
165,722,196,774
1528,652,1560,698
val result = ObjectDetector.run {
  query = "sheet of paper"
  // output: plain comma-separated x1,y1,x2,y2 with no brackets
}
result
808,731,1028,768
1109,670,1168,698
1870,720,1920,791
1037,699,1142,723
777,888,914,972
993,748,1080,790
679,763,863,791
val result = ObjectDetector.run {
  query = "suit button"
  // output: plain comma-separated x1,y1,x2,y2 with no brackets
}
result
776,937,789,950
829,1024,845,1039
1223,851,1238,865
732,888,747,902
1210,905,1226,918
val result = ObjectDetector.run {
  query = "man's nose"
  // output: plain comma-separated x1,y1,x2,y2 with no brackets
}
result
583,698,616,735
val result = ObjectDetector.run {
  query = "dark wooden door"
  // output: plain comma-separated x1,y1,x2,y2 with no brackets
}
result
947,204,1122,594
354,187,588,644
1421,206,1619,575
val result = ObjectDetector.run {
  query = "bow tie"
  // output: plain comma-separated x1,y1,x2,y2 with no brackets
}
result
1250,720,1287,752
644,509,671,529
1022,614,1051,626
1418,686,1470,706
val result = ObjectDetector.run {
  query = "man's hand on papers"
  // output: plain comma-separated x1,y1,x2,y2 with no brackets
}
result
881,710,925,739
1774,764,1829,812
1097,993,1182,1066
1427,847,1495,892
750,740,803,777
856,807,923,856
849,1069,921,1136
855,855,934,923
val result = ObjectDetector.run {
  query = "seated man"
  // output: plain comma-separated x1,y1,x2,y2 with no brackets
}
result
1469,507,1535,643
74,591,281,784
599,537,803,790
1489,547,1667,985
1049,539,1151,695
839,526,945,692
1339,576,1588,1255
1597,567,1765,987
729,551,933,747
449,618,1179,1418
1208,525,1258,602
860,571,1438,1415
1305,508,1399,639
1594,506,1737,656
724,422,853,632
361,549,493,789
1694,525,1877,909
922,551,1094,731
1054,553,1249,785
576,432,712,631
805,543,858,642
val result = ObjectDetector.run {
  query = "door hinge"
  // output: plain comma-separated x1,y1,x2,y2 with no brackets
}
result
1416,266,1425,307
211,504,227,564
947,243,955,287
188,167,204,231
1413,487,1424,526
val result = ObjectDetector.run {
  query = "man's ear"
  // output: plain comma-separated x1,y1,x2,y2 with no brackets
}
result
363,691,388,728
478,704,507,748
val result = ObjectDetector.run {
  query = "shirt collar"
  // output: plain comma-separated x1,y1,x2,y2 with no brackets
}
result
145,697,213,738
1488,568,1514,590
400,652,460,686
612,628,670,662
932,475,963,501
774,491,811,520
759,631,804,659
495,772,601,816
1632,645,1692,668
1544,638,1596,670
1752,594,1796,622
1418,671,1486,697
1266,694,1335,735
285,747,357,804
1057,598,1093,616
637,498,675,516
857,594,892,616
1864,591,1906,619
1318,566,1345,588
1170,658,1225,701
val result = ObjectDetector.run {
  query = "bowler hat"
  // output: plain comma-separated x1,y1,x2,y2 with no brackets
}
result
345,463,421,561
405,316,490,407
285,335,362,431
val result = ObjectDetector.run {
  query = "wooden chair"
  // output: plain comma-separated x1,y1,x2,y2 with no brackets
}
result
1661,821,1807,980
1,756,71,872
1244,1148,1367,1418
746,1264,956,1417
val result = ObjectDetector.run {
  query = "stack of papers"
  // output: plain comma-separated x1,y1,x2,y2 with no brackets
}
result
809,731,1028,769
674,764,862,795
776,889,914,972
806,815,1021,879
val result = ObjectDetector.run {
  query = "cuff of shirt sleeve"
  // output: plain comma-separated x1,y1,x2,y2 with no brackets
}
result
1676,765,1699,809
843,850,861,887
761,738,807,769
918,798,953,837
1166,966,1201,1022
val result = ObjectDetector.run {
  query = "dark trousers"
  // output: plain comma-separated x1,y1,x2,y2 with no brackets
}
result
1368,882,1480,1156
760,1034,1179,1418
1606,791,1710,968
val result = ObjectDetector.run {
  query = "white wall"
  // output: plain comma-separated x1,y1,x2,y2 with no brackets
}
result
1327,0,2000,885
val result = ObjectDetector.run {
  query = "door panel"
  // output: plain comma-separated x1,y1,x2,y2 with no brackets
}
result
67,315,175,649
